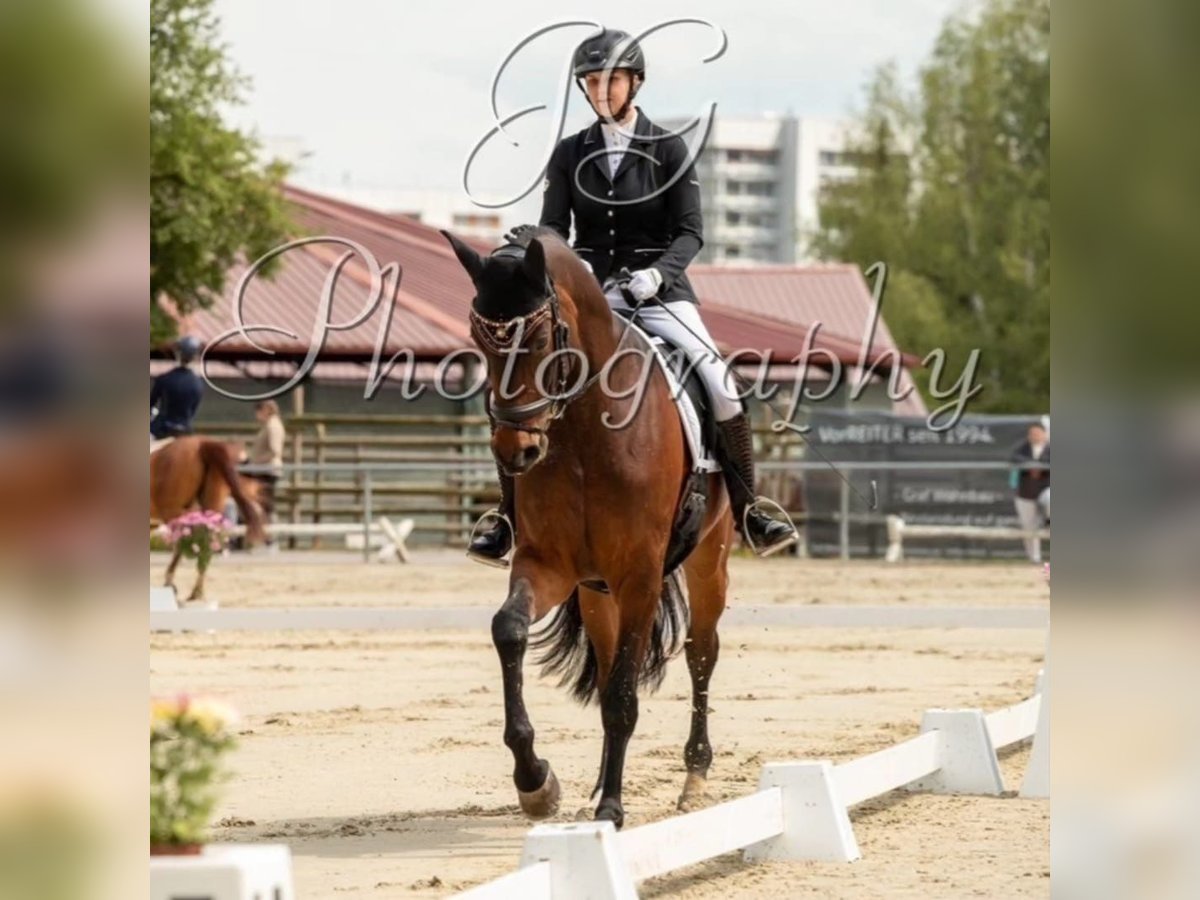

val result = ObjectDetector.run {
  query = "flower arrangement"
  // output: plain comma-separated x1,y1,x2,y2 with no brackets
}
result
150,696,238,851
163,510,231,573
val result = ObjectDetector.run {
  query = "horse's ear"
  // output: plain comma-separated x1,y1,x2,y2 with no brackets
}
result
440,230,485,283
522,238,547,286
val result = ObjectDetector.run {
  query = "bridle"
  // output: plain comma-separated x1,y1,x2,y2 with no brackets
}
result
468,251,583,435
467,250,644,436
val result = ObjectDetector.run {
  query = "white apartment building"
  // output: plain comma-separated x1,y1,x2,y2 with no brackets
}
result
306,184,506,246
257,138,506,246
656,114,861,264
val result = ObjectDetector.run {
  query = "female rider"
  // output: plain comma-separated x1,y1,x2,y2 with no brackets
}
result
468,27,798,564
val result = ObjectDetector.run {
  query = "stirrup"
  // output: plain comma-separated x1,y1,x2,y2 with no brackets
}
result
742,496,800,558
465,507,514,569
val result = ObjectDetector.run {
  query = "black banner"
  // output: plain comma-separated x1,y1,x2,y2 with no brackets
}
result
803,411,1046,558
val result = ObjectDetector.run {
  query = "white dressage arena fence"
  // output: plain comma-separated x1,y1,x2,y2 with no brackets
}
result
227,516,414,562
885,514,1049,563
456,666,1049,899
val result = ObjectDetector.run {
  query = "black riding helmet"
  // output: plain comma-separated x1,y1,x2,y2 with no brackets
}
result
572,28,645,123
174,335,202,363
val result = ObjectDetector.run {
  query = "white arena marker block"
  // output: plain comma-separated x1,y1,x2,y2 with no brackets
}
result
149,843,294,900
912,709,1005,795
519,821,636,900
744,761,860,863
1022,656,1050,797
150,586,178,612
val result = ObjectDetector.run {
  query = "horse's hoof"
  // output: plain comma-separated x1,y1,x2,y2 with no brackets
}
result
594,799,624,830
676,773,709,812
517,766,560,820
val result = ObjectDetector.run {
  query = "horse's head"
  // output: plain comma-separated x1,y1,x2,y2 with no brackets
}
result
442,229,591,476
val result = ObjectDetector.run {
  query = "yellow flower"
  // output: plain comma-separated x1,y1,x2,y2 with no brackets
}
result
150,697,180,729
183,698,238,735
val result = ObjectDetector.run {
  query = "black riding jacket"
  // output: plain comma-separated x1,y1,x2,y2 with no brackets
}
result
539,106,704,305
150,365,204,438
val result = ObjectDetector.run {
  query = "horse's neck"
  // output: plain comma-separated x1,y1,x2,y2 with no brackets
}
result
570,283,621,373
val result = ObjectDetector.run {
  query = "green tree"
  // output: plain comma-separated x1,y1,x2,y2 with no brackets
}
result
816,0,1049,412
150,0,293,344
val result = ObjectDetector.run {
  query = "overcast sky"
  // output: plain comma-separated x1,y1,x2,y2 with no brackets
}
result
214,0,969,222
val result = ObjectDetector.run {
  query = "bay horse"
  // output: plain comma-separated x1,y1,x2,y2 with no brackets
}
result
443,227,733,828
150,436,266,601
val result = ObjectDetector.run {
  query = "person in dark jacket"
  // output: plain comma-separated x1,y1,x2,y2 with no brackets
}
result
467,27,798,566
1010,421,1050,562
150,335,205,440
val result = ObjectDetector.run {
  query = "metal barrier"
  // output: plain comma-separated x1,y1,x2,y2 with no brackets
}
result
225,459,1047,561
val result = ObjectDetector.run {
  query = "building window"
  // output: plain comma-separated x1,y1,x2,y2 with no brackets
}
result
820,149,869,167
726,245,741,258
746,213,777,228
726,211,742,226
453,213,500,228
745,181,776,197
726,181,742,195
726,149,744,163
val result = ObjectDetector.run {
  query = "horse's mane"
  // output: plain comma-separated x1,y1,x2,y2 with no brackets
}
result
501,224,564,252
500,225,608,318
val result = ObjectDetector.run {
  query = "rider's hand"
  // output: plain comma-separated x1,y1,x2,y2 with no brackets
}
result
628,267,663,301
503,224,538,246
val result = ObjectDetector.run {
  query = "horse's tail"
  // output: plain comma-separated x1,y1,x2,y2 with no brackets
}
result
532,574,690,705
199,440,266,545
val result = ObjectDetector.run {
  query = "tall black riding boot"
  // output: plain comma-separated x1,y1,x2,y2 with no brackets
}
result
714,413,799,557
467,457,515,568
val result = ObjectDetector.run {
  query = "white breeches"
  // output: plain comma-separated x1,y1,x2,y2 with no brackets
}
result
605,289,743,422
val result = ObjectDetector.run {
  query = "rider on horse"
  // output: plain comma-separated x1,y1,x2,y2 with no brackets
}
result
151,335,205,440
468,27,799,565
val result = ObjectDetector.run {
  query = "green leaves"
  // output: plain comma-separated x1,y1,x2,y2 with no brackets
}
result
150,0,293,343
816,0,1049,413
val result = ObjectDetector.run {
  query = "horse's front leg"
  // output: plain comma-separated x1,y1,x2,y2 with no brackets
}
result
492,562,572,819
594,567,662,829
163,544,182,591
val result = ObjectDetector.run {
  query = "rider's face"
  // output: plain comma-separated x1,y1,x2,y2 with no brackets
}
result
584,69,637,121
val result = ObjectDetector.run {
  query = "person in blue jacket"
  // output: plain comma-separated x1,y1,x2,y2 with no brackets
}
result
151,335,205,439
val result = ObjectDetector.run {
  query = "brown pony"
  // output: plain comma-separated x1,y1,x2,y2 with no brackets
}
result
443,228,733,828
150,436,265,601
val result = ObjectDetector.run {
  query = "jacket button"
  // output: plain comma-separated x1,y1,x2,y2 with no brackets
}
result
607,210,614,217
609,229,615,235
609,249,614,255
607,190,614,197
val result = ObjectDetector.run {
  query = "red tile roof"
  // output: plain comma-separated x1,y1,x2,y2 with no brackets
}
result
157,186,925,413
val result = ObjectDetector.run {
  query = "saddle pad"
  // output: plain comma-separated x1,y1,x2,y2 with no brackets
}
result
623,319,722,475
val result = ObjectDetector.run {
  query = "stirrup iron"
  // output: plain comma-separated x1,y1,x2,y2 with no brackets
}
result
465,507,514,569
742,496,800,558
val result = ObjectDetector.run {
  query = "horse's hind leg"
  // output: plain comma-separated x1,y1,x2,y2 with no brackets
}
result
678,518,732,811
186,562,207,603
492,559,573,820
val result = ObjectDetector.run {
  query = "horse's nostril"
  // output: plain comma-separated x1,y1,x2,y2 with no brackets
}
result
520,445,541,467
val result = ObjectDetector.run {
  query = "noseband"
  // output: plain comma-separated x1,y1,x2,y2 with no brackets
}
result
468,260,581,435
